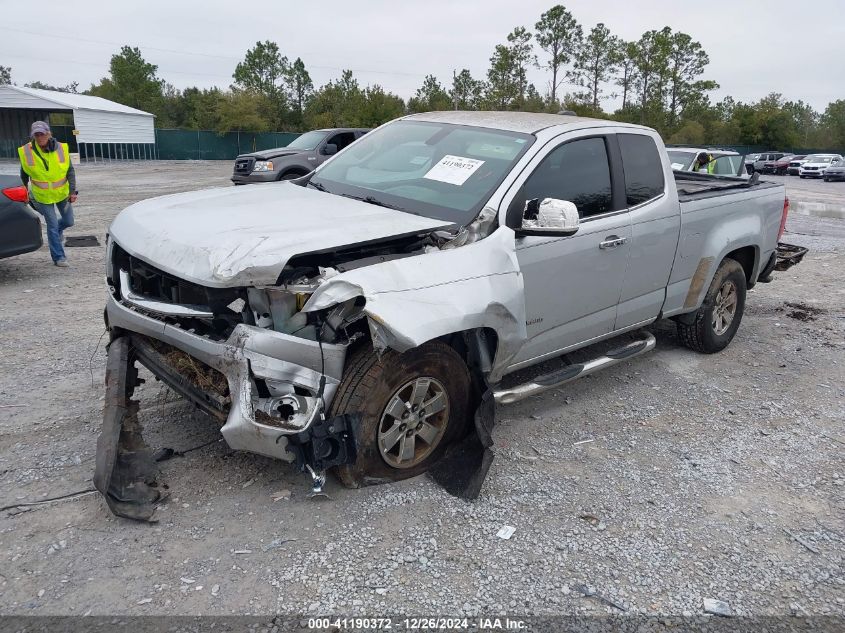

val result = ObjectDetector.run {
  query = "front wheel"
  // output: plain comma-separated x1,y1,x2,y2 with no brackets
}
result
329,341,471,488
676,258,747,354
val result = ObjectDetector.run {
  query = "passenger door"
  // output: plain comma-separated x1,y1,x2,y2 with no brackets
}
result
507,135,632,370
614,133,682,330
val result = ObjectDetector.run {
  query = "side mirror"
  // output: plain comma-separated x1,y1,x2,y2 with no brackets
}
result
322,143,338,156
518,198,579,235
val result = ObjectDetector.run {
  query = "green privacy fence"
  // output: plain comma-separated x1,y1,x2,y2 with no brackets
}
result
154,129,300,160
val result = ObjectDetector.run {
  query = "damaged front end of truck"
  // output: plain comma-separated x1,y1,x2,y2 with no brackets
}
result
94,209,526,521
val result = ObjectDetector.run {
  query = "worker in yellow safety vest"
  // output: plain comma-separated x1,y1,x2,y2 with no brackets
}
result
18,121,78,267
692,151,716,174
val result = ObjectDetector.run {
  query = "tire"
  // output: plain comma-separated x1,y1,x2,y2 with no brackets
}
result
800,175,806,179
329,341,471,488
279,171,306,181
676,258,747,354
823,177,830,182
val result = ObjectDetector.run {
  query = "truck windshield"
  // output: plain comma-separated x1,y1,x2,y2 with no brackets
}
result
285,130,329,151
667,151,695,170
309,120,534,225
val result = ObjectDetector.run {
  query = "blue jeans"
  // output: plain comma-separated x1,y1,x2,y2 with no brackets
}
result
31,198,74,262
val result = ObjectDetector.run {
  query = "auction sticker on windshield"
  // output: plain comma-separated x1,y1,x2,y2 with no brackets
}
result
424,155,485,186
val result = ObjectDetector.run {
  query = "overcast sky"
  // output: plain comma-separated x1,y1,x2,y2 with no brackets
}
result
2,0,842,112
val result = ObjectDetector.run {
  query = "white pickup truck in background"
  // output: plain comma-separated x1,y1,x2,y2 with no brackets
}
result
95,111,804,520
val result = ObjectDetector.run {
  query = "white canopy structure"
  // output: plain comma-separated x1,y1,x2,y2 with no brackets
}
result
0,85,156,161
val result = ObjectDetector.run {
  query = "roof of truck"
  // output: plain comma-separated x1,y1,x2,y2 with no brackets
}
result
403,111,647,134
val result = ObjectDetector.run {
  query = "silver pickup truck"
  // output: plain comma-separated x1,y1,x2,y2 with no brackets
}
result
95,111,801,520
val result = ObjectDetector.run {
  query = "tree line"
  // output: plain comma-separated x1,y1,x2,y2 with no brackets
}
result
2,4,843,149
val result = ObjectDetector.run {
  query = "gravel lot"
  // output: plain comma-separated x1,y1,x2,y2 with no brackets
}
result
0,161,843,619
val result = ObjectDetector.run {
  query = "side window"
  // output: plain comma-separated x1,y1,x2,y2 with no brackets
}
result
617,133,665,206
522,137,612,218
710,155,742,175
327,132,356,151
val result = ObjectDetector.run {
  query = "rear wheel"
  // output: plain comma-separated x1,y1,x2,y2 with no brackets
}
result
329,341,471,487
676,258,747,354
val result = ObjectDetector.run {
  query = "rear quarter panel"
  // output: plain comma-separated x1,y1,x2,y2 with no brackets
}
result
662,184,784,316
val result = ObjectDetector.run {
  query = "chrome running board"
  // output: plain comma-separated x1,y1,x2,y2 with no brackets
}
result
494,331,657,405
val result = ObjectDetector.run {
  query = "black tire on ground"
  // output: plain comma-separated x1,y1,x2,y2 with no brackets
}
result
279,171,306,181
823,177,830,182
676,258,747,354
800,175,806,179
329,341,471,488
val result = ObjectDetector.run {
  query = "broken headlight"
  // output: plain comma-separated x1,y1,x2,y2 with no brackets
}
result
246,286,365,345
247,287,312,337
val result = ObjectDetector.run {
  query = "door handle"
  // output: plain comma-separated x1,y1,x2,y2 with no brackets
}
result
599,236,627,249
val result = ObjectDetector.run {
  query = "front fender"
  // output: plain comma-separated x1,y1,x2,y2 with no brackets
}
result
278,160,314,177
303,227,527,382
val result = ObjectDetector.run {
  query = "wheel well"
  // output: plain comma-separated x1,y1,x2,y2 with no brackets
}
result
280,167,309,179
340,321,499,379
440,328,498,375
724,246,757,288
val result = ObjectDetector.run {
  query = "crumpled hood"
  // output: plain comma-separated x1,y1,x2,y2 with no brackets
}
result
109,182,450,288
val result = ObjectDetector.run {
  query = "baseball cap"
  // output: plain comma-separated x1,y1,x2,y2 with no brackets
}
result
30,121,51,136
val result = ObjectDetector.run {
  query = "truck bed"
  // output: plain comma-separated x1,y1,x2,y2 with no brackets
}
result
675,172,781,202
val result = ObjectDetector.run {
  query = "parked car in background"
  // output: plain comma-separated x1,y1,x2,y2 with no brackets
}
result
744,153,761,174
772,154,802,175
787,155,811,175
765,154,794,174
0,175,42,260
799,154,844,178
753,152,787,173
667,148,743,175
823,161,845,182
231,128,370,184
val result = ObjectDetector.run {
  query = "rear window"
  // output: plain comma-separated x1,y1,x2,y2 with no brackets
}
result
618,134,665,206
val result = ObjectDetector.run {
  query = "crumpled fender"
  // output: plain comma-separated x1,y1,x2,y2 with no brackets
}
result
303,227,526,382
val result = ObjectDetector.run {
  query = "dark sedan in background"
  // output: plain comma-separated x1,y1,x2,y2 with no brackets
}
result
0,175,42,260
823,162,845,182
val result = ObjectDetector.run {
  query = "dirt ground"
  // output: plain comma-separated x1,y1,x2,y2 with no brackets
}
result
0,161,843,618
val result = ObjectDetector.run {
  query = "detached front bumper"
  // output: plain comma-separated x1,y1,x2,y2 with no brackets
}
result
104,292,347,460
